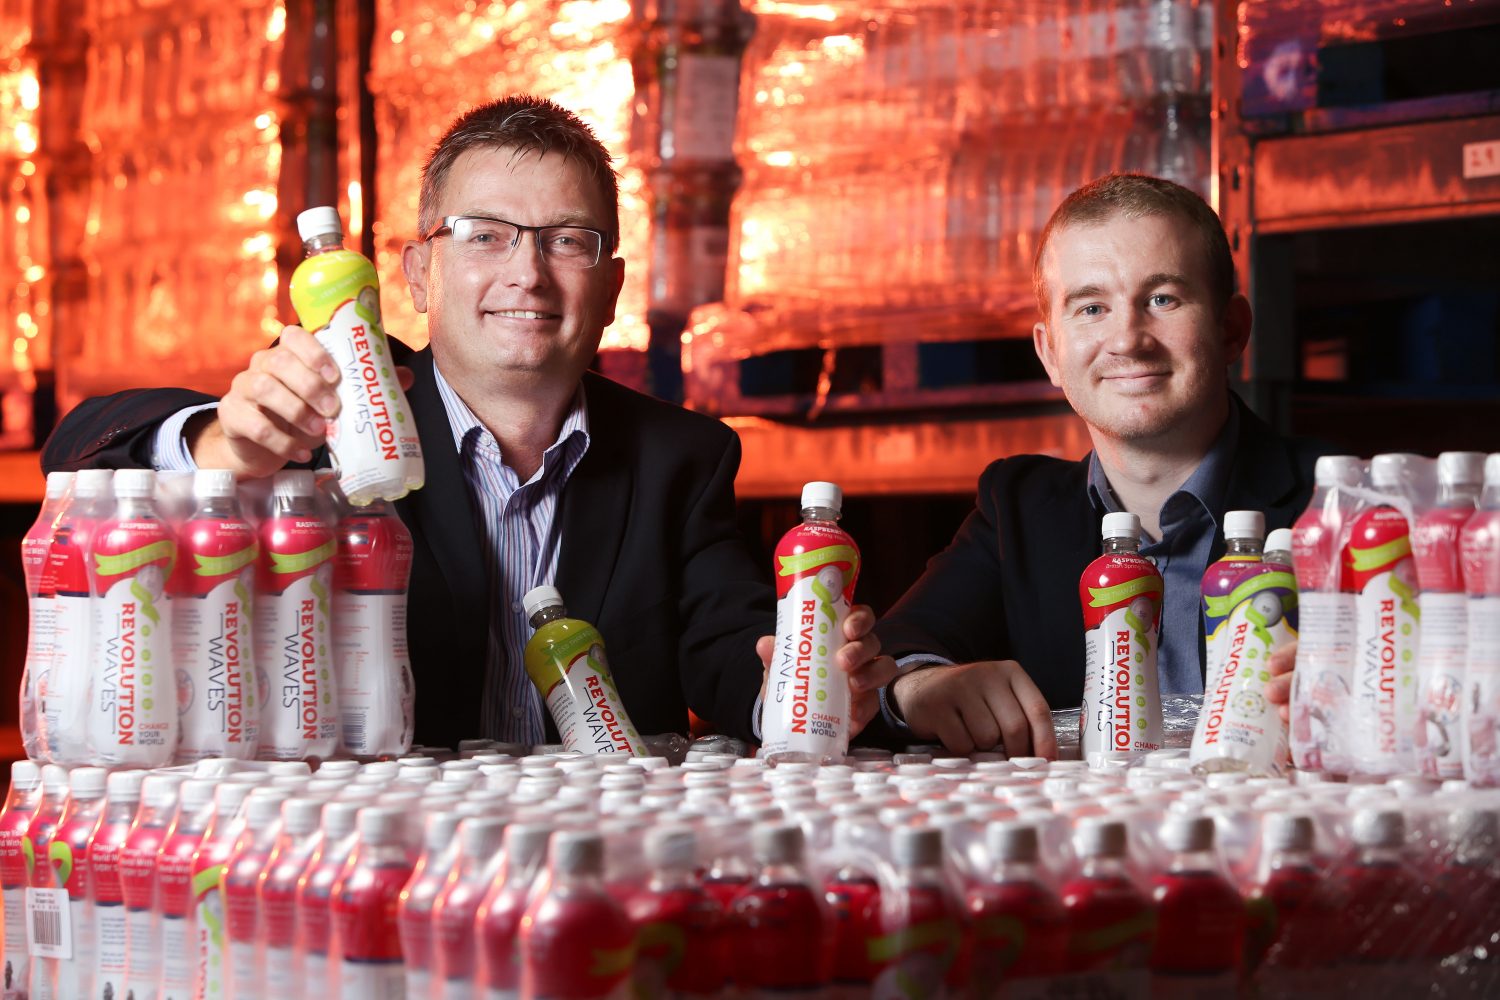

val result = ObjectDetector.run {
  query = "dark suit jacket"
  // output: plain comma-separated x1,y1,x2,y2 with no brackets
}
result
41,342,773,748
869,397,1328,741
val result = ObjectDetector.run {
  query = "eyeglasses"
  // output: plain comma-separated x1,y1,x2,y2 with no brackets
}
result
421,215,608,269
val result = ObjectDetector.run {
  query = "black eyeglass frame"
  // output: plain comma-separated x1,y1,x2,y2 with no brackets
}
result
420,214,611,268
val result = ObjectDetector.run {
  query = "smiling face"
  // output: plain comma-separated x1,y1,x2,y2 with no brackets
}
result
1032,210,1250,450
402,145,626,399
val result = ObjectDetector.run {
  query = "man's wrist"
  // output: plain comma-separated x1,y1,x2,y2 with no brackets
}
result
881,656,950,731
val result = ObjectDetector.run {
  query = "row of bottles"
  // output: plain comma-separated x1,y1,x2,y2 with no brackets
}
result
21,466,415,768
2,745,1496,1000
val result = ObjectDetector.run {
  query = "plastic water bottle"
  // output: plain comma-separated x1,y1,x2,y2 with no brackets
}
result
625,825,730,998
521,829,636,999
293,799,363,997
50,766,108,998
431,816,508,998
289,206,424,506
257,796,325,998
522,587,649,756
395,810,463,998
1058,818,1153,993
761,482,862,763
21,763,69,1000
1080,512,1164,763
1460,454,1500,788
156,777,216,1000
871,826,970,996
172,468,261,762
89,768,146,1000
222,788,288,1000
1290,455,1364,774
256,470,339,761
333,498,415,760
967,821,1068,989
730,824,832,995
476,822,553,999
1147,814,1243,993
42,468,114,764
89,468,180,767
120,772,185,1000
191,781,268,1000
21,471,72,763
329,806,415,999
0,760,41,998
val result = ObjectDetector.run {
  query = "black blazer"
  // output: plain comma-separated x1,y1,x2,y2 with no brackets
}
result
41,342,773,748
869,397,1329,740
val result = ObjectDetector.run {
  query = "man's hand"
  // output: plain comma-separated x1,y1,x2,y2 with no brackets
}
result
890,660,1057,759
755,605,897,737
1267,640,1296,724
188,324,414,479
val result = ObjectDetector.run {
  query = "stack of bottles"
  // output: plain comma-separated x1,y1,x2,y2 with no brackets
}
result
2,746,1496,1000
1289,451,1500,788
708,0,1213,341
19,465,416,769
76,1,287,392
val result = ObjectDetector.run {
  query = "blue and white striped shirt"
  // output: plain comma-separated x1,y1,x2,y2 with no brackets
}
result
432,364,590,743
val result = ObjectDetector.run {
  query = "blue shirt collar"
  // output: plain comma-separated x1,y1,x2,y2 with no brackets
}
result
1086,397,1239,539
431,361,590,482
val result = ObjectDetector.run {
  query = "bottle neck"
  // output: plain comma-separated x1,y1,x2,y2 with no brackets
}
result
114,496,158,519
1081,853,1130,879
1267,846,1316,873
303,232,344,256
990,857,1043,884
1225,537,1262,556
1102,535,1140,555
649,864,698,893
274,495,315,516
530,605,567,629
1167,848,1219,875
802,506,840,524
757,860,807,886
1438,482,1481,507
196,494,242,519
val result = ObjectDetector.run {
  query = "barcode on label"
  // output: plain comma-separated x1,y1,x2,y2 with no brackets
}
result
342,713,367,754
25,887,71,959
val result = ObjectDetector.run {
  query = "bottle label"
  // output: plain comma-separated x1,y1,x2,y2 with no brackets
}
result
304,953,328,996
3,886,28,986
90,566,177,765
230,939,257,997
1348,508,1419,772
174,520,259,759
312,293,424,505
1416,592,1467,779
195,867,229,1000
256,553,339,760
126,907,158,993
45,591,93,762
405,967,431,997
264,944,295,994
1464,595,1500,785
1191,567,1297,774
25,887,70,959
339,958,406,999
1289,591,1356,773
94,901,127,986
540,639,648,756
762,521,860,760
333,591,414,758
1081,554,1163,760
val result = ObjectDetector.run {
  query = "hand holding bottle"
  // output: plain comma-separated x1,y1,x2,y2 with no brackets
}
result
754,604,895,736
189,324,414,479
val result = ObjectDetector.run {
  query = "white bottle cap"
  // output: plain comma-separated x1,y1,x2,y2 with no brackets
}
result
215,782,256,818
40,764,69,796
246,789,290,829
359,805,409,845
106,770,147,802
113,468,156,498
420,811,460,850
985,821,1039,863
296,206,344,243
44,471,74,499
1437,451,1485,487
645,825,697,869
1223,510,1265,541
1100,512,1140,540
1262,812,1315,853
552,829,605,875
74,468,115,497
1449,808,1498,850
459,816,508,858
178,779,217,814
1314,455,1364,488
322,800,363,838
1370,453,1417,489
1486,454,1500,487
193,469,237,498
317,761,361,778
1351,808,1404,848
68,767,108,799
800,481,843,514
361,761,401,779
10,760,39,791
1075,817,1127,859
1264,529,1293,556
268,761,312,778
1161,814,1215,853
141,774,183,810
892,825,944,868
522,585,566,621
273,470,316,499
506,823,555,869
753,822,805,865
282,798,325,836
398,756,439,770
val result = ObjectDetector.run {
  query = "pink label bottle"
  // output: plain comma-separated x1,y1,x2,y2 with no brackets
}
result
1147,815,1245,996
0,761,41,997
119,773,186,1000
967,821,1069,991
89,769,145,1000
476,822,553,1000
625,825,730,999
730,824,831,997
329,806,415,999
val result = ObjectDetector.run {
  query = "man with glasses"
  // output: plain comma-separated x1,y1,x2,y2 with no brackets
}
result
42,96,895,750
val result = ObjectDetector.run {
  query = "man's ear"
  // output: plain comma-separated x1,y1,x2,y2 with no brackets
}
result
1222,292,1252,366
1033,319,1063,389
401,240,431,314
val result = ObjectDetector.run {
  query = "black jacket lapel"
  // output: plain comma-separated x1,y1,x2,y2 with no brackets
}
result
555,372,634,627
